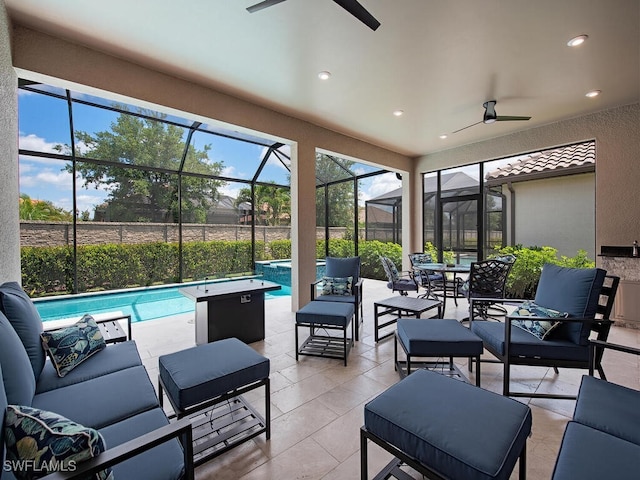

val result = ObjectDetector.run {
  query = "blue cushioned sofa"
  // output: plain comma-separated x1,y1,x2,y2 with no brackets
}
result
552,340,640,479
0,282,193,480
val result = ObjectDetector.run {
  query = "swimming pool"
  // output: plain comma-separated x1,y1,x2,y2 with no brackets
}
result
34,281,291,324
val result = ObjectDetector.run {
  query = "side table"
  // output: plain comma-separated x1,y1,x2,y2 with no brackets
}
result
373,296,442,342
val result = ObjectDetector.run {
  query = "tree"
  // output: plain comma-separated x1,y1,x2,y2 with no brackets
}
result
235,183,291,226
63,107,224,223
19,193,73,221
315,154,357,228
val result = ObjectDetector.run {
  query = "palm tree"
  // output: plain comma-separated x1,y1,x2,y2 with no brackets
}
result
19,194,73,221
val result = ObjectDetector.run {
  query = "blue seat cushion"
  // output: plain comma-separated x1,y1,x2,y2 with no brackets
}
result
364,369,531,480
36,340,142,394
534,264,606,345
0,282,46,381
296,301,354,327
573,375,640,446
32,365,159,430
471,320,589,362
159,338,270,412
99,408,185,480
0,311,35,406
397,319,483,357
387,279,418,292
552,422,640,480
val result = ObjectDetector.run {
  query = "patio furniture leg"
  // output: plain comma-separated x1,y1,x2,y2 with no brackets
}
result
360,428,368,480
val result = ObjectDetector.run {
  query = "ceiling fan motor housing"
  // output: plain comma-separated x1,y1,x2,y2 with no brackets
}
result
483,101,498,123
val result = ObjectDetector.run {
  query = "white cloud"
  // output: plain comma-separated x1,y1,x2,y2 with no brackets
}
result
75,193,107,217
20,168,72,190
360,172,402,203
261,144,290,169
221,165,237,177
219,183,244,199
19,133,63,153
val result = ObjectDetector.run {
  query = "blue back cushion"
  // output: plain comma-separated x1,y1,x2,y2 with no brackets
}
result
0,311,35,406
325,257,360,284
534,264,606,344
0,282,46,381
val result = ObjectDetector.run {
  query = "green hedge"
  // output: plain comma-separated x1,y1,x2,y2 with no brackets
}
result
21,239,593,299
495,245,595,298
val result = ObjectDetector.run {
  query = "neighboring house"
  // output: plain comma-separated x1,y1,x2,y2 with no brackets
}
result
485,141,596,258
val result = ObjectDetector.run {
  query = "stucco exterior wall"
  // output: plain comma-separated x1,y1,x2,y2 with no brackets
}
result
0,2,20,284
508,173,596,258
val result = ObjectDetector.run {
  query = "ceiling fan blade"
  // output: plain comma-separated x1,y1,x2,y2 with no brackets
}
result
247,0,287,13
452,121,483,134
332,0,381,30
496,115,531,122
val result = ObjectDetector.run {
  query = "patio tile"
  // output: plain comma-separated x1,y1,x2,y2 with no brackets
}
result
126,278,640,480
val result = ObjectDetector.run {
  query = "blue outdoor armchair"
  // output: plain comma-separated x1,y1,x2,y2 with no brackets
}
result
311,256,363,340
469,263,619,399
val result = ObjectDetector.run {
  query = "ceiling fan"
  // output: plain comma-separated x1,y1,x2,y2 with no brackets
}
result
453,100,531,134
246,0,381,31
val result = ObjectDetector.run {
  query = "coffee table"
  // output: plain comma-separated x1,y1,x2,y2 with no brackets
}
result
373,296,442,342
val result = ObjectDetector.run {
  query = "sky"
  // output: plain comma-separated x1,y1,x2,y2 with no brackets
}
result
18,87,401,218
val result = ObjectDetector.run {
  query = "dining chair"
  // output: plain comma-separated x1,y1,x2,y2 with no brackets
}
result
380,256,419,296
461,256,515,321
408,252,444,299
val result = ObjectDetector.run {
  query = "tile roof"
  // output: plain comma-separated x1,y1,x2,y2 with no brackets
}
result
485,141,595,184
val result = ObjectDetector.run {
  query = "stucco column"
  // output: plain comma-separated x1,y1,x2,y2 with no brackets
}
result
0,1,21,284
290,141,317,311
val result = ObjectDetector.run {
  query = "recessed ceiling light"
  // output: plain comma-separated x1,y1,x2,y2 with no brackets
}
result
567,35,588,47
585,90,601,98
393,110,404,117
318,71,331,80
439,134,448,139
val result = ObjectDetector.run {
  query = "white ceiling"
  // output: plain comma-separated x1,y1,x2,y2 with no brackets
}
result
6,0,640,157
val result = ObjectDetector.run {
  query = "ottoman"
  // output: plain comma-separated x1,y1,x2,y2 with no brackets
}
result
395,318,483,385
361,369,532,480
158,337,270,465
295,300,355,366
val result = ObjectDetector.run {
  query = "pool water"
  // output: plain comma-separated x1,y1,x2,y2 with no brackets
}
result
34,282,291,324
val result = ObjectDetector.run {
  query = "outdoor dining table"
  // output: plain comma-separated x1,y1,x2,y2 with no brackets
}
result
413,262,471,312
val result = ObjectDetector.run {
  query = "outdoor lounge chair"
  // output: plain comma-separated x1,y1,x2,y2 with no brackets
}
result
469,263,619,399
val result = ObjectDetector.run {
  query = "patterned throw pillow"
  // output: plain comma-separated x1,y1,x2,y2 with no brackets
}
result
511,301,568,340
4,405,113,480
40,315,106,377
321,276,353,296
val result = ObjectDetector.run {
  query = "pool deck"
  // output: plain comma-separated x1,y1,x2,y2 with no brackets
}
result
128,278,640,480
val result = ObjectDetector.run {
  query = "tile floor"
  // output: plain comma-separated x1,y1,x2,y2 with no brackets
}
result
131,279,640,480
